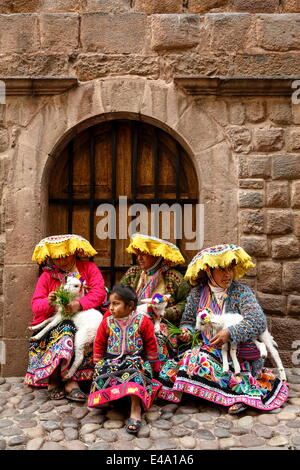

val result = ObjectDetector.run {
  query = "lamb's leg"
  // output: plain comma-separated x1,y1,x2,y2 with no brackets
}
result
63,331,86,380
154,319,161,335
259,331,287,381
28,317,52,331
253,340,267,358
30,315,61,341
221,343,230,373
230,344,241,375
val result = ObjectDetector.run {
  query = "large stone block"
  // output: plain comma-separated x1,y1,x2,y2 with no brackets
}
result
245,99,266,123
239,190,264,208
266,210,293,235
287,295,300,314
227,126,251,153
133,0,182,14
253,128,284,152
282,0,300,13
293,212,300,236
240,210,264,234
266,181,289,208
40,13,79,53
231,0,279,12
272,236,299,259
150,14,201,51
272,155,300,180
208,13,252,53
257,261,282,294
74,54,160,81
3,264,38,339
1,339,29,377
257,293,286,314
239,179,264,190
188,0,227,13
86,0,131,12
267,99,292,125
81,12,147,53
269,317,300,355
0,14,40,54
256,14,300,52
13,0,83,12
0,0,13,13
240,236,269,257
0,127,9,153
228,102,246,126
283,261,300,292
247,155,271,179
286,128,300,152
291,181,300,208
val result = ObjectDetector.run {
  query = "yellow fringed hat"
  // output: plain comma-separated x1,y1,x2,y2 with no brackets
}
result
126,233,185,265
184,243,255,286
32,234,97,264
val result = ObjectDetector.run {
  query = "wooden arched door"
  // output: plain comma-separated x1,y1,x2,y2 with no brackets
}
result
49,120,199,287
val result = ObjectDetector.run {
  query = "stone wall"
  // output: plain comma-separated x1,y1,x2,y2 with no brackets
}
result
0,1,300,374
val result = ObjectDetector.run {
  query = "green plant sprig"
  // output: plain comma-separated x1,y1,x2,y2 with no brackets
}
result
54,285,75,318
162,318,203,348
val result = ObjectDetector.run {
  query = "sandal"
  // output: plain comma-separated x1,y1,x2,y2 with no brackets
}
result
65,388,87,402
228,403,248,415
125,418,142,435
48,386,65,400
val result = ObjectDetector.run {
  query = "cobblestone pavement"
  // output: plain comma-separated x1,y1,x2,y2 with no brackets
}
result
0,368,299,451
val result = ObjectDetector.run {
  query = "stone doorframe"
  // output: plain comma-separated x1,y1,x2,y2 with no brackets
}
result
2,76,236,375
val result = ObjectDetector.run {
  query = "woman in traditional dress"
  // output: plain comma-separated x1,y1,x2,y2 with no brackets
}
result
25,234,107,401
88,285,161,434
158,244,289,414
120,233,191,370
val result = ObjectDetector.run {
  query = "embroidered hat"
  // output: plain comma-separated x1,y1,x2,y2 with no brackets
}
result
126,233,185,265
32,234,97,264
184,243,255,286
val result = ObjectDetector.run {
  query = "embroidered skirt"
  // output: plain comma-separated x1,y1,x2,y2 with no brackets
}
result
24,320,94,387
88,354,162,409
158,344,289,410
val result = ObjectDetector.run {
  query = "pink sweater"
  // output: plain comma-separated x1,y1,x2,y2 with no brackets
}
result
30,260,106,326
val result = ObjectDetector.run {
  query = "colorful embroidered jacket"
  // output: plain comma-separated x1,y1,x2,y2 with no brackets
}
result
30,260,106,326
93,312,158,365
180,281,267,344
120,265,191,325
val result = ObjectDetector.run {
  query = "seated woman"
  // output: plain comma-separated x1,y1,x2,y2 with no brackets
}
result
88,285,161,434
158,244,289,414
25,234,106,402
120,233,191,369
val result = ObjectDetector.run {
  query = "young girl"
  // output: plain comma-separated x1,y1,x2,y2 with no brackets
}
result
88,285,162,434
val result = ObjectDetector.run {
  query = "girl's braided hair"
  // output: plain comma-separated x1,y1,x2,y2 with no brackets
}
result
111,284,138,308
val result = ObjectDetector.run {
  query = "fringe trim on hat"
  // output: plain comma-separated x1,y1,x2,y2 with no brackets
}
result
185,246,255,286
32,235,97,264
126,234,185,265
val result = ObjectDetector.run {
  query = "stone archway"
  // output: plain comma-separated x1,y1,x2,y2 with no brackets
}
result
2,76,235,375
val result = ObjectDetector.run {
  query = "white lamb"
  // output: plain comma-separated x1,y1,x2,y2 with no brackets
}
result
195,309,286,381
28,277,103,380
137,293,171,333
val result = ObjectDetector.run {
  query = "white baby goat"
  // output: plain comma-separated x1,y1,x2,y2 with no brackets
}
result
137,293,171,334
29,277,103,380
195,309,286,381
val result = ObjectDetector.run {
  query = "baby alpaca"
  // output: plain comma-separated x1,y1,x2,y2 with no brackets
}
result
29,277,103,380
196,309,286,381
137,293,171,334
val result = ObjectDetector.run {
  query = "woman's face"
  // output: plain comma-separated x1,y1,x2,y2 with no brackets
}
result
52,254,76,272
136,251,159,271
212,266,234,289
109,293,133,319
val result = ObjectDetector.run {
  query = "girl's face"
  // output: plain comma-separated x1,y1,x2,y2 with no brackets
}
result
52,254,76,272
212,266,234,289
109,293,133,319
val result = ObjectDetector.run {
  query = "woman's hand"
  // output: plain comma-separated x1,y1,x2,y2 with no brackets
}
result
178,328,191,342
64,301,82,316
210,329,231,347
48,291,57,306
